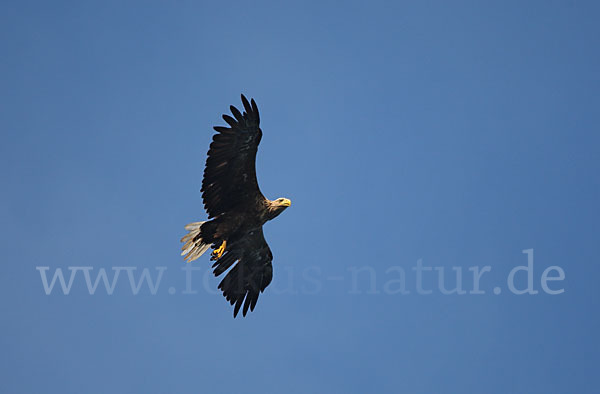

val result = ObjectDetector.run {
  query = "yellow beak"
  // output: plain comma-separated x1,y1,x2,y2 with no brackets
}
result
281,198,292,207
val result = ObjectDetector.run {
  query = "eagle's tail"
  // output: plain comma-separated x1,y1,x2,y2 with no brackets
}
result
180,221,211,262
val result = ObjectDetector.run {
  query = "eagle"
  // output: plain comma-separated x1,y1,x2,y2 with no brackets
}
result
180,95,291,317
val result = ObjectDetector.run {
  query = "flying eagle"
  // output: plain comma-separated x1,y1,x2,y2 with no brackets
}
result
181,95,291,317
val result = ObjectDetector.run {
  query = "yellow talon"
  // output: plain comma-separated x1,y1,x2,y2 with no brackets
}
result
212,240,226,259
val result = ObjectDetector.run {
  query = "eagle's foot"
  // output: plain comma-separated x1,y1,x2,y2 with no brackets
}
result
211,240,226,260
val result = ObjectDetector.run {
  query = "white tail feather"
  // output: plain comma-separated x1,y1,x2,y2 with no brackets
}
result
181,221,210,262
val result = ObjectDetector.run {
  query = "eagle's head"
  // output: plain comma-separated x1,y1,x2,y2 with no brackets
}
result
267,197,291,220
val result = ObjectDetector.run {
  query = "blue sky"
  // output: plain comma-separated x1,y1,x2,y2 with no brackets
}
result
1,1,599,393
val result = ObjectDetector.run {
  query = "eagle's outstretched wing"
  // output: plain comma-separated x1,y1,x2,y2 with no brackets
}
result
202,94,264,219
212,228,273,317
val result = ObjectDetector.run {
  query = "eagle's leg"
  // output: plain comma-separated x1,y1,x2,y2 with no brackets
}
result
211,240,227,260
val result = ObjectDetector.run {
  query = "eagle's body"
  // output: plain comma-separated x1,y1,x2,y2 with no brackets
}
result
181,95,290,317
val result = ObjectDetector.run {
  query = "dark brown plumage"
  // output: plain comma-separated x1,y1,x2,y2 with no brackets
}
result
181,95,291,317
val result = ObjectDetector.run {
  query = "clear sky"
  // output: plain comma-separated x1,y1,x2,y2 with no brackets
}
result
1,1,599,393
